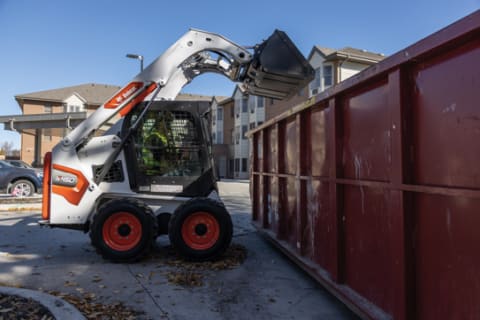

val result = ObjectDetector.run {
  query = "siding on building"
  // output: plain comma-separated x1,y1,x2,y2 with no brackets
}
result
211,97,234,178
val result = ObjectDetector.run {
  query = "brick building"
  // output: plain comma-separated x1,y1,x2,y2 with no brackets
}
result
0,83,212,167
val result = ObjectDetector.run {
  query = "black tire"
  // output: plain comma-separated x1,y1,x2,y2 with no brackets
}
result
169,197,232,261
9,179,35,197
90,198,158,262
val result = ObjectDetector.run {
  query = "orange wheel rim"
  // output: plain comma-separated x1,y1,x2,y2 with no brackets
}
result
181,212,220,250
102,212,142,251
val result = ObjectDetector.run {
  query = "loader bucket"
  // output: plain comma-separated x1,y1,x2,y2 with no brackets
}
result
244,30,315,100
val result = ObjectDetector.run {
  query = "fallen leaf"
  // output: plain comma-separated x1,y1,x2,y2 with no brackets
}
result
64,281,78,287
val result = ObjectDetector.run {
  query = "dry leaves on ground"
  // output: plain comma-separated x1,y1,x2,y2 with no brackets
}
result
48,291,142,320
0,293,54,320
164,243,247,287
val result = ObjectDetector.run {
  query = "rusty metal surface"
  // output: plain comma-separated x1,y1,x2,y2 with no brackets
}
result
250,10,480,320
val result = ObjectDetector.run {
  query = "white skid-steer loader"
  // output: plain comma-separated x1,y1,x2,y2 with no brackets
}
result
40,29,314,262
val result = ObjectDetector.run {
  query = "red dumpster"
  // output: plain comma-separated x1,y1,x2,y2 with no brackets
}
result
248,10,480,320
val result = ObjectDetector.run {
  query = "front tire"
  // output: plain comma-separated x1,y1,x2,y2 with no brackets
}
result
169,198,232,261
9,179,35,197
90,199,157,262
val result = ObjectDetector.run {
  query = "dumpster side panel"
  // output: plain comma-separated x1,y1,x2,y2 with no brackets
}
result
414,194,480,320
413,40,480,189
310,180,334,272
249,10,480,320
311,105,330,177
410,39,480,320
343,82,391,182
344,186,395,314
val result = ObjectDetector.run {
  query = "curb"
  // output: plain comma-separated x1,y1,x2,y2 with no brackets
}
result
0,203,42,211
0,196,42,212
0,286,86,320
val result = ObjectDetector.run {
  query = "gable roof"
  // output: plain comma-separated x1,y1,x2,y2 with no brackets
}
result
212,95,231,104
308,45,335,60
307,45,385,64
324,47,385,63
15,83,121,106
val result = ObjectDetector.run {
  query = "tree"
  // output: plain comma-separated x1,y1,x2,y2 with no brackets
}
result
11,149,20,158
0,141,14,156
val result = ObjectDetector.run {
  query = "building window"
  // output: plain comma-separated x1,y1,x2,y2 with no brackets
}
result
249,123,255,130
257,96,264,108
257,121,263,126
217,107,223,121
44,104,52,113
235,103,240,118
249,96,255,114
323,65,333,87
230,105,234,118
242,158,248,172
242,125,248,139
217,131,223,144
241,97,248,113
235,158,240,172
68,104,84,112
235,126,240,144
310,67,321,91
270,98,275,105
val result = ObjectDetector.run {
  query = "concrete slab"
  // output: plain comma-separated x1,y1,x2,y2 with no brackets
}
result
0,181,358,319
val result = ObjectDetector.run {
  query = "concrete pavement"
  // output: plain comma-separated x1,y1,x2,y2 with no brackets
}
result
0,180,357,319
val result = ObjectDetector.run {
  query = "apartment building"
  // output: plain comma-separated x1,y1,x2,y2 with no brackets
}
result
213,44,385,180
266,46,385,120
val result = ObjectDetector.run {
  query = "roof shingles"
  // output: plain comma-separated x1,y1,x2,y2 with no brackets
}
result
15,83,121,105
15,83,214,107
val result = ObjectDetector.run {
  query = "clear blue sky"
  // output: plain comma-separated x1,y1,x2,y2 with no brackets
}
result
0,0,478,149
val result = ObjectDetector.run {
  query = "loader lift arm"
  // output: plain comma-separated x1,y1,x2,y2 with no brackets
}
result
62,29,313,152
59,29,313,187
43,28,313,262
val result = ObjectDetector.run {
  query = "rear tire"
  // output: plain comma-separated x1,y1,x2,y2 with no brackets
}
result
90,199,157,262
169,198,232,261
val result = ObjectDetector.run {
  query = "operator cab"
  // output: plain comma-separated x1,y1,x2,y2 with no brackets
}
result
122,100,216,197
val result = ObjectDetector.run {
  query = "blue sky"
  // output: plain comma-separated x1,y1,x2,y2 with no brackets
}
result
0,0,478,149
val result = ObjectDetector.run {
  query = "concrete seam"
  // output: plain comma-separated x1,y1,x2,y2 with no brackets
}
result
125,264,170,319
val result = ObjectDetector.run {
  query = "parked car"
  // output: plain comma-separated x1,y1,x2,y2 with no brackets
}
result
0,160,42,197
5,160,43,179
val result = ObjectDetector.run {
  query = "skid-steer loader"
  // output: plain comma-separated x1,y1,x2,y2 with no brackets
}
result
40,29,314,262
